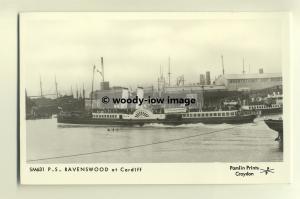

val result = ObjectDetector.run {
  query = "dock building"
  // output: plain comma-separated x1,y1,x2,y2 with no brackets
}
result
215,72,282,91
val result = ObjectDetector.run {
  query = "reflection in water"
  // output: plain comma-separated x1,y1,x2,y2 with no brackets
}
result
26,118,283,163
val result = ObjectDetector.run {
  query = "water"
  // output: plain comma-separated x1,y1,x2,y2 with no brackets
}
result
26,117,283,163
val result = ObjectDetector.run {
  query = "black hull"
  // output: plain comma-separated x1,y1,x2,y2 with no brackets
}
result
57,114,256,126
260,107,282,115
264,119,283,132
264,119,283,151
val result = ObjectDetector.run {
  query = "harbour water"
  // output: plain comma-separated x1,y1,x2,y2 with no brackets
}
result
26,117,283,163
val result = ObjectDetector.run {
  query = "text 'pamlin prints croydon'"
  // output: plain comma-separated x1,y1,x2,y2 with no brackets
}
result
230,165,260,177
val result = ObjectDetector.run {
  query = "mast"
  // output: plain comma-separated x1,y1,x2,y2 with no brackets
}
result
90,65,96,110
242,57,245,74
168,56,171,86
82,83,85,99
76,84,79,99
221,55,225,75
55,75,58,98
101,57,104,82
39,76,43,97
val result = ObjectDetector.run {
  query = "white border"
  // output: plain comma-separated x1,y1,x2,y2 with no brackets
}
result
19,12,291,184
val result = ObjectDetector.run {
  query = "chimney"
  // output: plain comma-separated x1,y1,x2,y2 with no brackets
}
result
200,74,205,85
259,68,264,74
205,71,211,85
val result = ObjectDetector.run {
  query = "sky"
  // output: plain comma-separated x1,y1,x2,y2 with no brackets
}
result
21,13,285,97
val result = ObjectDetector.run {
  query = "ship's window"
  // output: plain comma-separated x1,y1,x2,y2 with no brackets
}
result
226,112,229,116
198,114,201,117
222,113,225,116
214,113,217,116
193,114,197,117
218,113,221,116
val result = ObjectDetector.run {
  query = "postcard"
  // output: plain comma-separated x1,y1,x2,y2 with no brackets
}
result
19,12,291,184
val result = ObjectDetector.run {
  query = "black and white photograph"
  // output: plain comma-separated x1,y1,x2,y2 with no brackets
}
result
19,12,291,184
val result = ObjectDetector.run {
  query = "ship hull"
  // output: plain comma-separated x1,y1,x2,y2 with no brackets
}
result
264,119,283,151
57,114,256,126
264,119,283,133
260,107,282,115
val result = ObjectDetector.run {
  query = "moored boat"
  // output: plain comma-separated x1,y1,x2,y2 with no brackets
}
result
242,92,283,115
264,118,283,151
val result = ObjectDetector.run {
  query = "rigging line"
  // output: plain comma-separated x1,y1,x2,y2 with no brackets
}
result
27,125,240,162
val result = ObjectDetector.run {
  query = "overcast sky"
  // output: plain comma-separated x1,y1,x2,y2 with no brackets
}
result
21,13,285,97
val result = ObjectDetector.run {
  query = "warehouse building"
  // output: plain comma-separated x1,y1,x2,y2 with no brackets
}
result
214,72,282,91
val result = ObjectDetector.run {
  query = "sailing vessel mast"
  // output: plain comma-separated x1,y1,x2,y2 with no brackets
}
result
168,56,171,86
55,75,59,98
90,65,96,110
221,55,225,75
39,76,43,97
